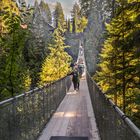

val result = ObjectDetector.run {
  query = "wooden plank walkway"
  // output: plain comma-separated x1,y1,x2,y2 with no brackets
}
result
38,77,100,140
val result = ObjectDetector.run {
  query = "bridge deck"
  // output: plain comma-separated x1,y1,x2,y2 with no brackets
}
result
38,78,100,140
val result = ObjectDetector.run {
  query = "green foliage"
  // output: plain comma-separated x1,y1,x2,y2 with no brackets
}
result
23,70,31,91
0,27,30,100
72,17,77,33
66,18,73,33
39,0,52,24
22,0,53,88
71,2,81,19
94,0,140,127
40,25,72,84
23,35,48,87
0,0,33,100
79,0,91,17
71,2,88,33
0,0,20,35
53,2,65,28
77,16,88,32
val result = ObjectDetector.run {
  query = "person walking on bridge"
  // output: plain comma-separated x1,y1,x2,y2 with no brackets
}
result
71,64,80,92
79,45,83,56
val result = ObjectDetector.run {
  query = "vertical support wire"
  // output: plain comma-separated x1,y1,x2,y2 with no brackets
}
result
86,71,140,140
0,76,71,140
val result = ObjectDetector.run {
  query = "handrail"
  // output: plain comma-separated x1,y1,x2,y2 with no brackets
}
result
0,75,71,140
86,71,140,140
0,76,68,106
0,88,39,106
108,99,140,138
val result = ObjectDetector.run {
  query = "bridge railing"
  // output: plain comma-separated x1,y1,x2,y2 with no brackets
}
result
86,72,140,140
0,76,71,140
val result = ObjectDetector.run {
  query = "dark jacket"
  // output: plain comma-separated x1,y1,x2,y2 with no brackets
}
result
71,70,80,82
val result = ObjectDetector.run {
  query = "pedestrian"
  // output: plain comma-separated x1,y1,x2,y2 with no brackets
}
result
78,63,84,78
71,65,80,91
79,45,83,56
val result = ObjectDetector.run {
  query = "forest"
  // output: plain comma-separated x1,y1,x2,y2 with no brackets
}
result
0,0,140,129
93,0,140,128
0,0,87,101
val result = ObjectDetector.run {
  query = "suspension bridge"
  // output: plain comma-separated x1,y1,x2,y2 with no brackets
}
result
0,46,140,140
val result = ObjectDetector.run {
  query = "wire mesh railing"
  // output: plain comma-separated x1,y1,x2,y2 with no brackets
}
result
0,76,71,140
86,72,140,140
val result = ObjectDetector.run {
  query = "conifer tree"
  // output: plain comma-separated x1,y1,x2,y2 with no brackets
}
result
40,24,72,84
72,17,77,33
1,0,20,35
71,2,81,19
71,2,88,33
39,0,52,24
67,18,71,32
53,2,65,28
94,0,140,126
0,0,32,100
71,2,80,33
79,0,91,17
78,16,88,32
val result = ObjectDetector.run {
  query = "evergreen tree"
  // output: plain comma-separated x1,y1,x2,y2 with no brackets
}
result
0,0,32,100
40,24,72,84
39,0,52,24
67,18,71,32
78,16,88,32
94,0,140,127
53,2,65,28
71,2,88,33
0,0,20,35
79,0,91,17
72,17,77,33
24,0,52,88
71,2,80,33
71,2,81,19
